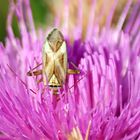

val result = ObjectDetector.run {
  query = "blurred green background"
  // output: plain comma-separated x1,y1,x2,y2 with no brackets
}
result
0,0,53,43
0,0,136,43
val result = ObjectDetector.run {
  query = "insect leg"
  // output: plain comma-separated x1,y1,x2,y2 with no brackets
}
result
27,70,42,76
67,69,80,74
27,63,42,76
7,64,37,95
37,77,43,84
29,63,42,71
68,61,80,74
70,61,79,70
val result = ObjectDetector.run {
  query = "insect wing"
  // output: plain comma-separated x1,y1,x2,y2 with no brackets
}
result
42,39,68,86
42,40,54,85
54,41,67,85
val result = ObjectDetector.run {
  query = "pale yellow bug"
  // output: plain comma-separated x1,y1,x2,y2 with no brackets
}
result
27,28,80,93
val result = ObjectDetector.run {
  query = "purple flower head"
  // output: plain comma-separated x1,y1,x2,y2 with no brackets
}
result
0,0,140,139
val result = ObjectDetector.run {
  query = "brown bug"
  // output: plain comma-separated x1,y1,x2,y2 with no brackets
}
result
27,28,80,93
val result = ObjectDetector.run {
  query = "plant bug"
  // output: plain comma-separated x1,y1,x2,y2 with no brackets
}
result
27,28,80,93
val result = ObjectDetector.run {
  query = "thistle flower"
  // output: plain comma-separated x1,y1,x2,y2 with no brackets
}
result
0,0,140,140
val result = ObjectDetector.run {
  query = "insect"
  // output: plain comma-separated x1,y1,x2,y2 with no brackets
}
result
27,28,80,93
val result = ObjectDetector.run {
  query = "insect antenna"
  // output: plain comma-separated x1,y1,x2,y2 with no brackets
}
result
7,64,37,95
